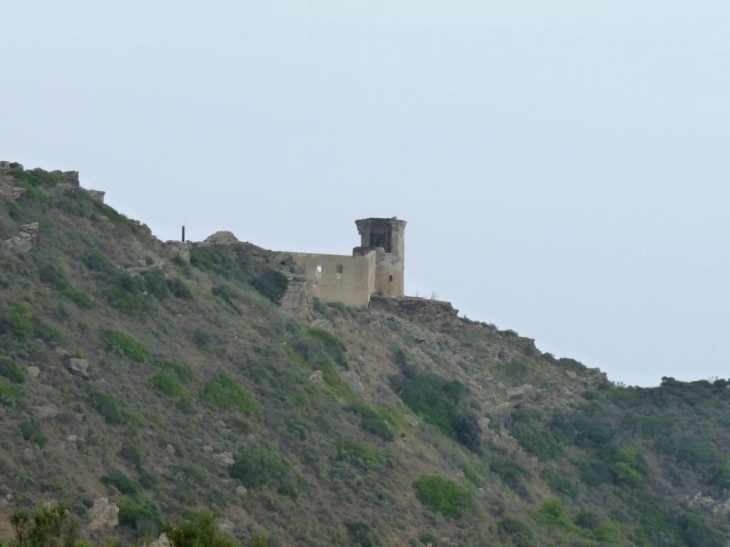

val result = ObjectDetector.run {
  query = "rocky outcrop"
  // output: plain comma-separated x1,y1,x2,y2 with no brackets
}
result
50,170,80,186
2,223,39,253
65,358,90,379
202,231,239,245
369,296,459,325
87,498,119,530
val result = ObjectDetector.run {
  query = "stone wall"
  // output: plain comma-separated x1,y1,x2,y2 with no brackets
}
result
290,251,377,307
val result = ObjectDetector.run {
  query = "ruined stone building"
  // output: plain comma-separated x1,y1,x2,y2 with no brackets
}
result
288,217,407,307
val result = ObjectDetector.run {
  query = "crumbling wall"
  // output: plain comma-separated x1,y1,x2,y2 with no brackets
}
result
290,251,377,307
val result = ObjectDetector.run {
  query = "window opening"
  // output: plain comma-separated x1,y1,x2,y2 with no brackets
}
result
315,263,324,278
336,264,344,280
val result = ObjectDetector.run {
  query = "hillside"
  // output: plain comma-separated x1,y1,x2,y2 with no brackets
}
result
0,163,729,547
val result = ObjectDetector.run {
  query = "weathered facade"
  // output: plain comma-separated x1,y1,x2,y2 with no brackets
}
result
289,217,406,307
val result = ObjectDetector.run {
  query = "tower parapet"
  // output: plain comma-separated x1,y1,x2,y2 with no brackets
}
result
354,217,406,298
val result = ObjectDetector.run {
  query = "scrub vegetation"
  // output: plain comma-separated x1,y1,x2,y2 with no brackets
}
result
0,166,727,546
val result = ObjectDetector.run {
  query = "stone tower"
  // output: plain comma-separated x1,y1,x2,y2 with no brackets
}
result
354,217,407,297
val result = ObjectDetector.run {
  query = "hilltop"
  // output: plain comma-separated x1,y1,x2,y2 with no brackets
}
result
0,163,729,547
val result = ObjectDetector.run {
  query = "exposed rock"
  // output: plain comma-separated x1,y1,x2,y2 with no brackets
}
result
309,370,324,387
341,369,365,397
3,223,39,253
50,170,79,186
246,434,257,443
218,518,235,533
404,415,419,428
369,295,459,325
202,231,239,245
202,445,214,453
87,190,105,203
506,384,536,402
165,241,192,262
65,435,79,443
235,485,248,497
150,533,171,547
52,183,77,197
564,370,578,379
87,497,119,530
212,452,235,467
27,366,40,378
65,358,90,379
165,444,176,456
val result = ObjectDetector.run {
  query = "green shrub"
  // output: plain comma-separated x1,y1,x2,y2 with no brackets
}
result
164,513,237,547
82,248,113,272
346,521,382,547
102,470,140,495
89,389,124,424
231,445,296,497
251,269,289,305
211,284,241,314
143,270,169,300
120,442,144,466
103,330,151,363
167,277,193,299
4,303,34,341
150,374,186,398
0,357,25,383
533,499,573,530
117,495,161,530
347,403,394,442
156,359,194,383
490,459,532,495
0,378,24,406
611,446,650,486
189,244,253,281
390,368,481,452
38,263,69,290
412,475,471,519
336,439,387,471
497,517,534,546
61,288,94,309
201,374,255,413
19,420,48,448
541,468,578,500
306,328,347,368
139,472,159,490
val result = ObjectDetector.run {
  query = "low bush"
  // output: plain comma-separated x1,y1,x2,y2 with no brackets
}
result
120,442,144,467
167,277,193,299
490,459,532,496
0,357,25,383
89,389,124,424
19,420,48,448
104,330,151,363
336,439,387,471
150,374,186,398
390,367,481,452
143,270,169,300
3,303,34,341
497,517,534,547
412,475,471,519
117,495,161,530
251,269,289,305
347,403,394,442
201,374,255,413
156,359,194,384
231,445,296,497
0,378,24,406
102,470,140,495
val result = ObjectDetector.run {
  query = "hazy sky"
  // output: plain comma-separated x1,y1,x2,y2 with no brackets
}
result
2,1,729,386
